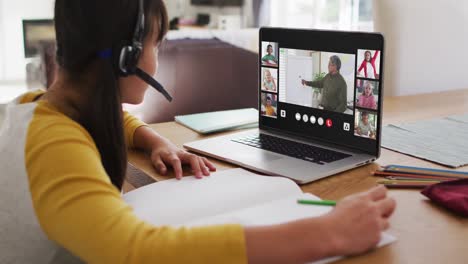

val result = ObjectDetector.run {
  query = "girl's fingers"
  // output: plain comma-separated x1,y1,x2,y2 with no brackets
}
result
376,197,397,218
367,185,388,201
163,154,183,180
181,152,203,179
198,157,210,176
202,157,216,172
151,155,167,175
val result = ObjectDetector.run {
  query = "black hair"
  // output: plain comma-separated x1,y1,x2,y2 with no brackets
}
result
267,44,273,50
365,50,372,61
54,0,168,189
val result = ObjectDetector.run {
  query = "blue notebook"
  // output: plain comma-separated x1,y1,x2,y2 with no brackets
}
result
175,108,258,134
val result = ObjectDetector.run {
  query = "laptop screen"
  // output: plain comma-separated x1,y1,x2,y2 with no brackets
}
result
259,28,384,156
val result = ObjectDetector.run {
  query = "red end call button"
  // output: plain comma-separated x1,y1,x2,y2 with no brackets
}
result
326,119,333,128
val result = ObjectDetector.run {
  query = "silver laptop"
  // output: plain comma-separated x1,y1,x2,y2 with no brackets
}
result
185,27,385,184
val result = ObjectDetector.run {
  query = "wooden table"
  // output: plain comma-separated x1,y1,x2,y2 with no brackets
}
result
125,89,468,263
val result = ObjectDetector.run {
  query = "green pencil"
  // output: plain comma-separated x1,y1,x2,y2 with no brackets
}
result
297,199,337,206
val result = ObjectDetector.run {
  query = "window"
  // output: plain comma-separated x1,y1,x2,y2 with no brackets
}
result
268,0,373,31
0,1,4,80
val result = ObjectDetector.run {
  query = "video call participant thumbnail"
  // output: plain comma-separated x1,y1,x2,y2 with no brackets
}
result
261,43,278,67
301,55,347,113
357,50,380,79
261,93,278,118
262,68,277,92
356,80,378,110
354,110,377,139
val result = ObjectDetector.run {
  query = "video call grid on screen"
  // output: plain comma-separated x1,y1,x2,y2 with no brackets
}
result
259,28,384,156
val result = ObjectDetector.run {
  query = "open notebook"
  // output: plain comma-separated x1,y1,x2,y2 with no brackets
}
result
123,168,396,263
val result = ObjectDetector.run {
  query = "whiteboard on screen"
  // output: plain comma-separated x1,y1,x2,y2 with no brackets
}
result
285,56,314,107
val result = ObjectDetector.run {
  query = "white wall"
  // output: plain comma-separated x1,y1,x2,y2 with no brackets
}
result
0,0,55,81
0,0,4,79
164,0,253,28
374,0,468,96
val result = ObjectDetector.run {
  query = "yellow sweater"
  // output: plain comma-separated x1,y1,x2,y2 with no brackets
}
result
0,90,246,263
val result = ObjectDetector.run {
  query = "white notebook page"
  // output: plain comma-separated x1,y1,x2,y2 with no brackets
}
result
123,168,302,225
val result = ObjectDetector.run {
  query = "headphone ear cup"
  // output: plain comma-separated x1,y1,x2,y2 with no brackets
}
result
118,46,129,76
118,46,132,76
118,45,142,76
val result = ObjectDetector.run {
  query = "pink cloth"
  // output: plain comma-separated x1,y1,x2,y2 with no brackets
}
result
421,179,468,217
357,94,377,109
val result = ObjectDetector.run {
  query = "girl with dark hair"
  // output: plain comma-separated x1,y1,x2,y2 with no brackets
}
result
358,50,380,79
0,1,395,263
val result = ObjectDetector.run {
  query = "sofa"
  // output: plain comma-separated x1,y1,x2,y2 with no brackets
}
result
128,38,259,123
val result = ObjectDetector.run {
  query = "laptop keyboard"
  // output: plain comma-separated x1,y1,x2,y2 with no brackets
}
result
232,134,352,165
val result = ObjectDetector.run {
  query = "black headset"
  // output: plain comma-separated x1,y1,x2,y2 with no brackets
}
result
118,0,173,102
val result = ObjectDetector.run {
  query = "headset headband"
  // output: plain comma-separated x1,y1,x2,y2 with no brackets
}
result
133,0,145,49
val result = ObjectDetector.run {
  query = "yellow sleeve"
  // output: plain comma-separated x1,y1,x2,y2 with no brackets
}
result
25,109,247,264
123,111,147,149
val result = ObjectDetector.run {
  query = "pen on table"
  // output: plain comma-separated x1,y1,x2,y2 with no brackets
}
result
378,183,437,188
297,199,337,206
377,179,440,185
382,183,429,189
385,176,450,182
373,171,464,180
381,165,468,178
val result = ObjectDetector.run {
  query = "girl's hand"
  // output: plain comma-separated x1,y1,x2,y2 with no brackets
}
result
323,186,396,256
150,139,216,179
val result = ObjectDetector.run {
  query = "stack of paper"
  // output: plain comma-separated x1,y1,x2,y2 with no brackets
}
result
382,114,468,168
175,108,258,134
